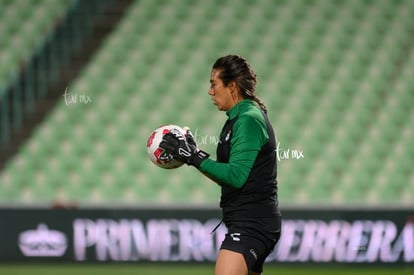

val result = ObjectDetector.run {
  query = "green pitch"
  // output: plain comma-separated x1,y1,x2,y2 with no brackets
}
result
0,264,412,275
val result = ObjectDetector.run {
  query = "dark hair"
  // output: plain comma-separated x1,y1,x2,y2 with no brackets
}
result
212,54,267,113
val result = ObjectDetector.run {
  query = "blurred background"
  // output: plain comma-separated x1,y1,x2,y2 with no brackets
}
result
0,0,413,273
1,0,414,207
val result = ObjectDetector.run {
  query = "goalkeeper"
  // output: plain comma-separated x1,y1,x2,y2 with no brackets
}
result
160,54,281,275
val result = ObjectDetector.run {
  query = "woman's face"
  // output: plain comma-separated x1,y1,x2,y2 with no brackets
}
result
208,69,236,111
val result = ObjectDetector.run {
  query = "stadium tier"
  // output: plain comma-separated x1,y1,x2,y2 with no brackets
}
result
0,0,413,206
0,0,73,97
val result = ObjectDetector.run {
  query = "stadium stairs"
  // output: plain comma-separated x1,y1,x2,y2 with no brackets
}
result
0,0,133,170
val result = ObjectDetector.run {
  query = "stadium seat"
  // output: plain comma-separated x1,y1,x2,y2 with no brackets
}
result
0,0,413,207
0,0,73,96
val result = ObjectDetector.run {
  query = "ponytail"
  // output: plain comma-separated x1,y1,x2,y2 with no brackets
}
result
243,92,267,114
252,95,267,114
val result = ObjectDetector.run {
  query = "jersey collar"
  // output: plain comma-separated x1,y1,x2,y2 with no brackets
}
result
226,99,254,120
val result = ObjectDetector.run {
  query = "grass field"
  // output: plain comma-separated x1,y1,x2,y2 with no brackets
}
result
0,264,412,275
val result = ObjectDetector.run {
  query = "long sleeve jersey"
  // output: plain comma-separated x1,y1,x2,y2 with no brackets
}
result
200,99,280,222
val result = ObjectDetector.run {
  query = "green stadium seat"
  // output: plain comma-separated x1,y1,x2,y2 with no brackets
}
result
0,0,413,206
0,0,72,97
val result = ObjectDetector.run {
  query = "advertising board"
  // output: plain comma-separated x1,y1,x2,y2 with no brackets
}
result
0,208,413,265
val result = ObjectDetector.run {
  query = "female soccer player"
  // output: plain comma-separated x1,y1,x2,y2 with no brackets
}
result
160,54,281,275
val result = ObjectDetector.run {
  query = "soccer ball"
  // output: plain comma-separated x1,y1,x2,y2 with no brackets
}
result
146,124,186,169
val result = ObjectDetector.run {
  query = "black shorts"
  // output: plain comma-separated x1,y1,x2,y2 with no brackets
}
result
220,216,281,273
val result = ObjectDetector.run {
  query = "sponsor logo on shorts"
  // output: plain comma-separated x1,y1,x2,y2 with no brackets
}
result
230,233,241,241
250,248,258,260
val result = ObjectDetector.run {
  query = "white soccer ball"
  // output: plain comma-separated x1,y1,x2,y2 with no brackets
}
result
146,124,186,169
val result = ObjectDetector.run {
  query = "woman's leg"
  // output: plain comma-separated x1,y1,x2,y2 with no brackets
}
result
214,249,248,275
